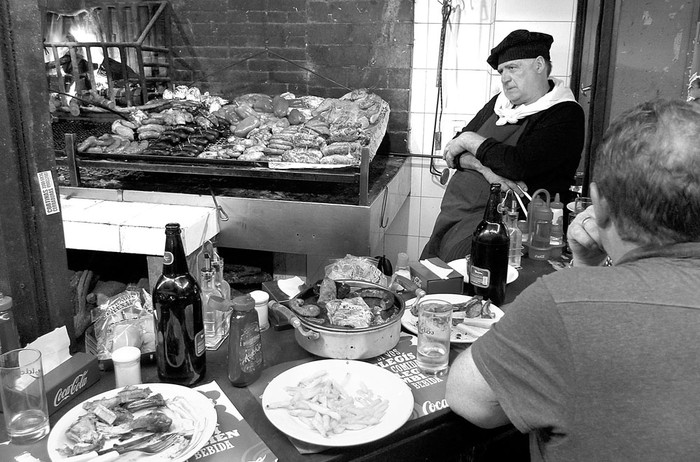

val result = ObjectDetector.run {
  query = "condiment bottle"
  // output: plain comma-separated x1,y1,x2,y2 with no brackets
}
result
550,193,564,245
200,263,227,350
468,183,510,306
228,294,263,387
0,293,20,354
527,189,553,249
395,252,411,279
249,290,270,331
152,223,206,386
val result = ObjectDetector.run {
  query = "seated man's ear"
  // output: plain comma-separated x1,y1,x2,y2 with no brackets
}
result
590,183,610,228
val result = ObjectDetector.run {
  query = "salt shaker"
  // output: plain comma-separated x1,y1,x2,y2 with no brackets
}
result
249,290,270,331
112,346,142,387
0,293,20,354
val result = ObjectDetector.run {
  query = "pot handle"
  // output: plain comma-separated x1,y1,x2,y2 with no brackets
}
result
395,274,427,300
268,301,320,340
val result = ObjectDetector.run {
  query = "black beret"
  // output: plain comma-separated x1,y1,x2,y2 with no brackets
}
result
487,30,553,70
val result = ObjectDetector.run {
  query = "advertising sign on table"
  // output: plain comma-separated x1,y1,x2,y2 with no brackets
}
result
368,335,450,419
190,380,277,462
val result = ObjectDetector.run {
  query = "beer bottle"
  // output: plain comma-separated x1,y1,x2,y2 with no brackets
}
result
153,223,206,385
468,184,510,306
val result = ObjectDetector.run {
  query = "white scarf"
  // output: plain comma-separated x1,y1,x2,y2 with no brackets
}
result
494,78,577,126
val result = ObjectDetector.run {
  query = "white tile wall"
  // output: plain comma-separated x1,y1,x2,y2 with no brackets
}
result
387,0,577,265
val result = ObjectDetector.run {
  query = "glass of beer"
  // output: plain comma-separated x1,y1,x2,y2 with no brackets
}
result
416,299,453,376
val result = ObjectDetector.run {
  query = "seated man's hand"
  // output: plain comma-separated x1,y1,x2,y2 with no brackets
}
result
480,168,528,196
443,137,465,169
443,131,487,169
567,206,608,266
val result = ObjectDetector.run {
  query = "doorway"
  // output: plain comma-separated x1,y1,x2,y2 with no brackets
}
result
573,0,700,192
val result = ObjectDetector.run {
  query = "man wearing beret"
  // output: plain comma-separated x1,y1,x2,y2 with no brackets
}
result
421,30,585,262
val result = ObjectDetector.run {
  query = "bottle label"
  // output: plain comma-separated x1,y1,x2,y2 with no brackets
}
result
469,265,490,288
163,251,174,265
239,323,263,373
194,330,205,356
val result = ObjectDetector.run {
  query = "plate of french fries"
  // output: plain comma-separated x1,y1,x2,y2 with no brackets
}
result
402,294,504,344
262,359,414,447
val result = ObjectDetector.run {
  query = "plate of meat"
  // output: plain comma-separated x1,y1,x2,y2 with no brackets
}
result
46,383,216,462
402,294,504,344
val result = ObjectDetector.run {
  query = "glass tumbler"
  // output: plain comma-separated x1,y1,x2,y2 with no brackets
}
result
0,348,50,444
416,299,452,376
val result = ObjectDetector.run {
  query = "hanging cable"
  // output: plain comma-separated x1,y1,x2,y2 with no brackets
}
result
429,0,453,182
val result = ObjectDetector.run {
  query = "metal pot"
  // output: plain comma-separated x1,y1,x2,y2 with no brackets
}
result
270,280,405,360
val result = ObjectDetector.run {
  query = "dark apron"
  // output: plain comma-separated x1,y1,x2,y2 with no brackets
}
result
421,114,528,262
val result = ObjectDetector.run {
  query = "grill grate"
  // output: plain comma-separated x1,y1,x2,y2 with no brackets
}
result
52,120,112,151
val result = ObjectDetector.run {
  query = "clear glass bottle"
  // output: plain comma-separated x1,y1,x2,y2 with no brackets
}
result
200,266,227,350
505,211,522,268
503,190,523,268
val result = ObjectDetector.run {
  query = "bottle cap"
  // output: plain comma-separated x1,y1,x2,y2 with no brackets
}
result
249,290,269,306
231,294,255,312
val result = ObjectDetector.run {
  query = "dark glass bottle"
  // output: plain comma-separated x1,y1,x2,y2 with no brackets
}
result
468,184,510,306
228,294,263,387
0,293,20,354
153,223,206,386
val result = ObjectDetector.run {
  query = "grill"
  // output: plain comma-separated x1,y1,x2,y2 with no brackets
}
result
43,1,173,108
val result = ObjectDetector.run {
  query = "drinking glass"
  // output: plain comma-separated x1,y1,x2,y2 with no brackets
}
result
0,348,50,444
574,196,593,215
416,299,452,376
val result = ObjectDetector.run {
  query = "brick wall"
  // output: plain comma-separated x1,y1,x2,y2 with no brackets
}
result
169,0,413,152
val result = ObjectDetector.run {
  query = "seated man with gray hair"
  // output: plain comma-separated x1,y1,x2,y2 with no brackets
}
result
446,99,700,461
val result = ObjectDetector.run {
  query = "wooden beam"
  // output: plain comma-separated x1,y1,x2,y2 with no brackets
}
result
0,0,74,346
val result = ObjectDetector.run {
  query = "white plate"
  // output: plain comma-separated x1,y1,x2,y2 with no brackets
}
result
447,258,518,284
402,294,504,344
47,383,217,462
567,201,576,213
262,359,413,447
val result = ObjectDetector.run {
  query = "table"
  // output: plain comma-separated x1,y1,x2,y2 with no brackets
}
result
0,255,561,461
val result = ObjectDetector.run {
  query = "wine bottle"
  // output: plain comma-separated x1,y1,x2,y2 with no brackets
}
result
468,184,510,306
152,223,206,386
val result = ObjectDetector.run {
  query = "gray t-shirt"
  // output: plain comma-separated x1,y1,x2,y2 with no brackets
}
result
471,243,700,462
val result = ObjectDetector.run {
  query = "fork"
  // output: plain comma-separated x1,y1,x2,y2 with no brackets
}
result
67,433,183,462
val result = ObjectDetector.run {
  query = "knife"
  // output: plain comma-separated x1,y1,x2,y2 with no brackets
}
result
65,433,157,462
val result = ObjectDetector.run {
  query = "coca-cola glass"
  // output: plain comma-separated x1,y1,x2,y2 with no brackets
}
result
416,299,452,376
0,348,50,444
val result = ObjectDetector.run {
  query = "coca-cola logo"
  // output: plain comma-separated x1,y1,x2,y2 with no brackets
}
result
421,398,449,415
54,371,89,407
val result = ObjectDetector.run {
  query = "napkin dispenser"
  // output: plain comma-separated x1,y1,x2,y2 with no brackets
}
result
409,258,463,295
44,352,100,415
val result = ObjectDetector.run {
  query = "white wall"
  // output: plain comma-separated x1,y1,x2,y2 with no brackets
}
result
381,0,578,265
